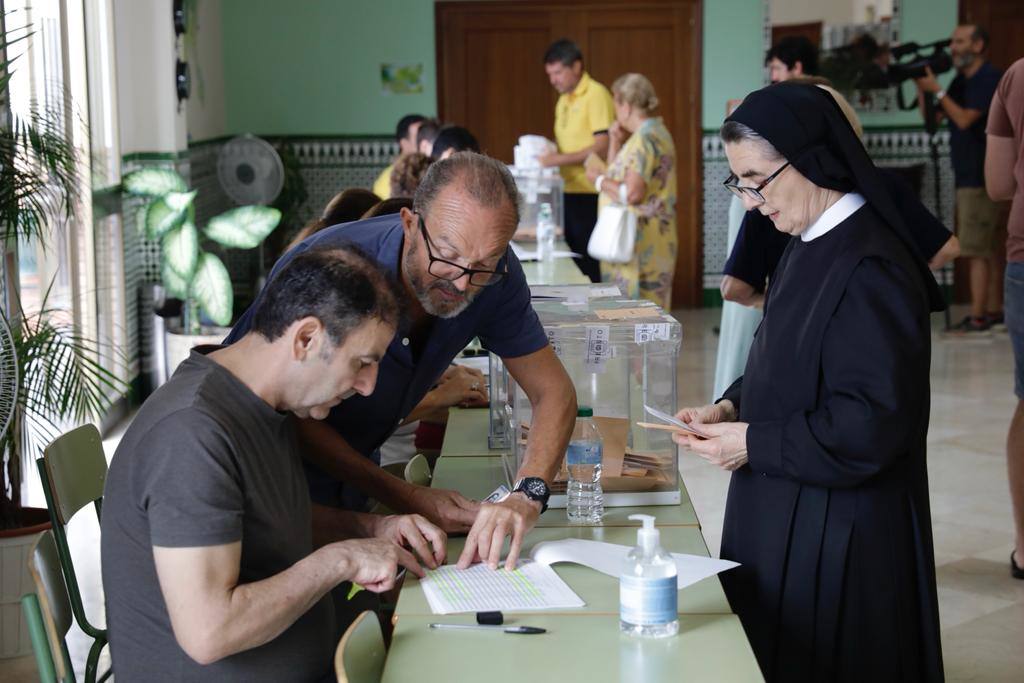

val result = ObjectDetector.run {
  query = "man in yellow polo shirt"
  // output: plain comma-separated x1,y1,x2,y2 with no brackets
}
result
540,39,615,282
373,114,426,199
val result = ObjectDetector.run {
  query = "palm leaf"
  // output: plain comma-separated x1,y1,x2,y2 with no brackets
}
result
0,107,81,246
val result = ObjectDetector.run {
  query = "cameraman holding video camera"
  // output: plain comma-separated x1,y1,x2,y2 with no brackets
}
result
916,25,1006,334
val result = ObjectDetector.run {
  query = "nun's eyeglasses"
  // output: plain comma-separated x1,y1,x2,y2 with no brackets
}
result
723,161,792,203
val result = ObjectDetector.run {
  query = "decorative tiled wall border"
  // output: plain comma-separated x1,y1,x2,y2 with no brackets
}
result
123,129,957,382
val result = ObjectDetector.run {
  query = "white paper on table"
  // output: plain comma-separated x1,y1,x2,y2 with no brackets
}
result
510,241,581,262
529,284,622,301
529,538,739,590
420,559,585,615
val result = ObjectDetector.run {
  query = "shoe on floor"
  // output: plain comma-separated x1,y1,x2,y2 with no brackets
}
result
986,312,1007,333
945,315,992,337
1013,551,1024,580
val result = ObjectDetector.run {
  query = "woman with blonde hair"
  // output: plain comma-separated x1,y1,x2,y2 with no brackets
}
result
586,73,677,308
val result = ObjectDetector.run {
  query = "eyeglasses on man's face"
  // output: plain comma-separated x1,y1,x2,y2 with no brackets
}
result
417,213,508,288
722,161,791,203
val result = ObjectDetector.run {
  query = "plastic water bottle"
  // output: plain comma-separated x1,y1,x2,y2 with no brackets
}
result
566,406,603,523
536,202,556,261
620,514,679,638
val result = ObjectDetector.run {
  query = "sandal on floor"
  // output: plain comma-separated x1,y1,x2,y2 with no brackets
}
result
1012,551,1024,580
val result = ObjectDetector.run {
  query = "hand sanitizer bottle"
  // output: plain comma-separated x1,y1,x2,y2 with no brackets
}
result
620,514,679,638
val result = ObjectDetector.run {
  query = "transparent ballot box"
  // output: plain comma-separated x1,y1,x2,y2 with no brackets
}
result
489,299,682,507
509,167,564,241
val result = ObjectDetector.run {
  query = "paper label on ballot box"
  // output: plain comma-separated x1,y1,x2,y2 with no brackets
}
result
634,323,671,343
584,325,611,373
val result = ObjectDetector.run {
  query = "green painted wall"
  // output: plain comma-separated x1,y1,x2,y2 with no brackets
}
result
217,0,955,136
219,0,766,137
702,0,766,130
221,0,438,137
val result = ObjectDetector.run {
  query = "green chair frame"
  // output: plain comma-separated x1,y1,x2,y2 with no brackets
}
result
22,530,76,683
37,424,111,683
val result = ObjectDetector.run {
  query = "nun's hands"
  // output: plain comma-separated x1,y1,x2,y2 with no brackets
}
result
673,422,749,472
674,400,736,426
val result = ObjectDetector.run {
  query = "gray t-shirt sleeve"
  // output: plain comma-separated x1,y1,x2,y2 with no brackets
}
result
135,409,244,548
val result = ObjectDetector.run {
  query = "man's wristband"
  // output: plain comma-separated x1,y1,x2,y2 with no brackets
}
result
594,174,605,193
934,89,946,102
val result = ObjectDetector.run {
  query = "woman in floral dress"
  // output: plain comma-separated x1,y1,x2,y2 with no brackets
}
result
587,73,677,308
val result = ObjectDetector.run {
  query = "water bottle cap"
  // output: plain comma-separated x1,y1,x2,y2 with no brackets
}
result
577,406,593,417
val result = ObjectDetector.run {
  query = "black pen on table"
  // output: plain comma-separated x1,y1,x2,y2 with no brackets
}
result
428,623,546,635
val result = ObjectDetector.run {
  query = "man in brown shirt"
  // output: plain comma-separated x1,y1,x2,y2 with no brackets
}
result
986,56,1024,579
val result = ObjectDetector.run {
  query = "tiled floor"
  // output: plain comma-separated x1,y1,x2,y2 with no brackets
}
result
2,306,1022,681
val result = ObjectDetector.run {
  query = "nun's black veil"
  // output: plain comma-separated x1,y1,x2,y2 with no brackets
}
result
726,82,946,311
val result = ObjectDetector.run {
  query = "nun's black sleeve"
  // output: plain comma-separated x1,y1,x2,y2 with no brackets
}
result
719,376,743,412
744,256,929,488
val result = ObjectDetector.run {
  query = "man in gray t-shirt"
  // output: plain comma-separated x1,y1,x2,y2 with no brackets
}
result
101,248,446,681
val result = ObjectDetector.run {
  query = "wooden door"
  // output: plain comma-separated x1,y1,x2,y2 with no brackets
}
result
436,0,703,307
960,0,1024,70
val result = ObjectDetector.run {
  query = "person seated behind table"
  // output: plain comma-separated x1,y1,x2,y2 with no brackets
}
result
721,82,960,308
374,113,425,199
363,196,413,219
675,82,944,680
101,247,446,682
390,152,433,198
430,125,481,160
226,152,576,572
417,118,441,157
287,187,381,252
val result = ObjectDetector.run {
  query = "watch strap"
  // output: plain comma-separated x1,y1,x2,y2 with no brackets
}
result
512,477,550,513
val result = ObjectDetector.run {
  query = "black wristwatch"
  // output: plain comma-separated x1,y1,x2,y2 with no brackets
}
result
512,477,550,513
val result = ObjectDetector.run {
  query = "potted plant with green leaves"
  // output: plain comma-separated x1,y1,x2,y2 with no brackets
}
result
121,168,280,375
0,19,127,657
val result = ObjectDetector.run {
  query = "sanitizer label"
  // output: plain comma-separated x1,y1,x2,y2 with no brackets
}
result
566,441,602,466
620,575,677,625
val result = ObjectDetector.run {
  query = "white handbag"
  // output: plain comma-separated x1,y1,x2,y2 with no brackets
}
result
587,182,636,264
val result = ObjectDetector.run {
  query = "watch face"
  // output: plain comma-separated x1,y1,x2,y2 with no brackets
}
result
526,479,547,497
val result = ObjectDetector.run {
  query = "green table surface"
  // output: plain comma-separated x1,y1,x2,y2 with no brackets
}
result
431,455,700,528
394,524,732,617
439,408,507,458
382,613,763,683
520,247,590,286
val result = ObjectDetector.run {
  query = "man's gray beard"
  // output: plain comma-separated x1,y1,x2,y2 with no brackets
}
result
954,53,975,70
418,284,472,319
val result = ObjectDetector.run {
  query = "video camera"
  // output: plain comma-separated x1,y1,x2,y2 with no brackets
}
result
886,39,952,85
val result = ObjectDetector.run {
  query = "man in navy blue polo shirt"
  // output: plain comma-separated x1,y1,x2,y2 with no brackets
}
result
228,152,576,570
916,24,1006,334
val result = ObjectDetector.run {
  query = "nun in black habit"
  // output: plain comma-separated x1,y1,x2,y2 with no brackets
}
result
674,82,944,682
